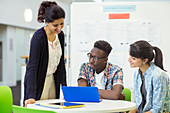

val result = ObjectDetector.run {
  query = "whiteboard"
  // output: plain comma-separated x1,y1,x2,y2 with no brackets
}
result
70,2,170,93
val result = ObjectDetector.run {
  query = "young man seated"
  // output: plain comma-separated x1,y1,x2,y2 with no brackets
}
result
78,40,125,100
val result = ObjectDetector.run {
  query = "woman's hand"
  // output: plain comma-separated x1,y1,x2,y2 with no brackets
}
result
24,98,36,107
129,108,137,113
144,111,152,113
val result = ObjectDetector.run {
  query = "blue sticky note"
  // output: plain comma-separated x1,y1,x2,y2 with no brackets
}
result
103,5,136,12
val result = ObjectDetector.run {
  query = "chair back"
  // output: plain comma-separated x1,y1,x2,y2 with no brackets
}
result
12,105,56,113
122,88,131,101
0,86,13,113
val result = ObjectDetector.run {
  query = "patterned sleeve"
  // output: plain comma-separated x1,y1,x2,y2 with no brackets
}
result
78,63,88,81
112,68,123,86
150,73,169,113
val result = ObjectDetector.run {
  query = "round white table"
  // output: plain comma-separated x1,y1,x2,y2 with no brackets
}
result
27,99,136,113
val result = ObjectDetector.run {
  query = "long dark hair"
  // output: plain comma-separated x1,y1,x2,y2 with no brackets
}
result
37,1,65,23
130,40,166,71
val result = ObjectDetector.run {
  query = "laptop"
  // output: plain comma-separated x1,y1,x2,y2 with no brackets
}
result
62,86,101,102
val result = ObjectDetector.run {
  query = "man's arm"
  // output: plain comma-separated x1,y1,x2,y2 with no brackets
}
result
99,84,123,100
99,67,124,100
78,78,87,86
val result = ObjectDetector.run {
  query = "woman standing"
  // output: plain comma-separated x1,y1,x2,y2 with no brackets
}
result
128,40,169,113
24,1,67,107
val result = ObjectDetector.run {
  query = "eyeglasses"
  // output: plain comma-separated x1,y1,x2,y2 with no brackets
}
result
87,53,106,62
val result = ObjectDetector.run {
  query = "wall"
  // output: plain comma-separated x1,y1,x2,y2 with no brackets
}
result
0,25,6,83
0,25,16,86
0,0,41,29
70,2,170,89
0,0,71,32
15,27,35,81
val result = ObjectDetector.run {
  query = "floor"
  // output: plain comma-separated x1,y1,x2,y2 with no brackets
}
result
10,81,21,106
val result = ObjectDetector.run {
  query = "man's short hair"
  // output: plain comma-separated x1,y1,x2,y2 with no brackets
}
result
94,40,112,56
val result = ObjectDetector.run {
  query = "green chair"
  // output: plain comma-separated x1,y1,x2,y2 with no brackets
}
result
12,105,56,113
122,88,131,113
0,86,13,113
122,88,131,101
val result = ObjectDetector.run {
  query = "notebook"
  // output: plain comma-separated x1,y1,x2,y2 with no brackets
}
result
62,86,101,102
35,102,85,109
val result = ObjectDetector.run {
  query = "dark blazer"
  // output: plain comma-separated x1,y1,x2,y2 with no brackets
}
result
24,27,67,103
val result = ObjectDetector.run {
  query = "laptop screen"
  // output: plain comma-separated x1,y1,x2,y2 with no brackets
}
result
62,86,101,102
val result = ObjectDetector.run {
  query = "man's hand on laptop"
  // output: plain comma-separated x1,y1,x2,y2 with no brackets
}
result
98,89,104,99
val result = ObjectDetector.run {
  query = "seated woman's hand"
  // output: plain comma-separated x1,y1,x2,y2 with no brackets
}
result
129,108,137,113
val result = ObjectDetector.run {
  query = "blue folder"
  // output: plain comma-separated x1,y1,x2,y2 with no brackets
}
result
62,86,101,102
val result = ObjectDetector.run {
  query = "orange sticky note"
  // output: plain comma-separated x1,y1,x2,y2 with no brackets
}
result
109,13,130,19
